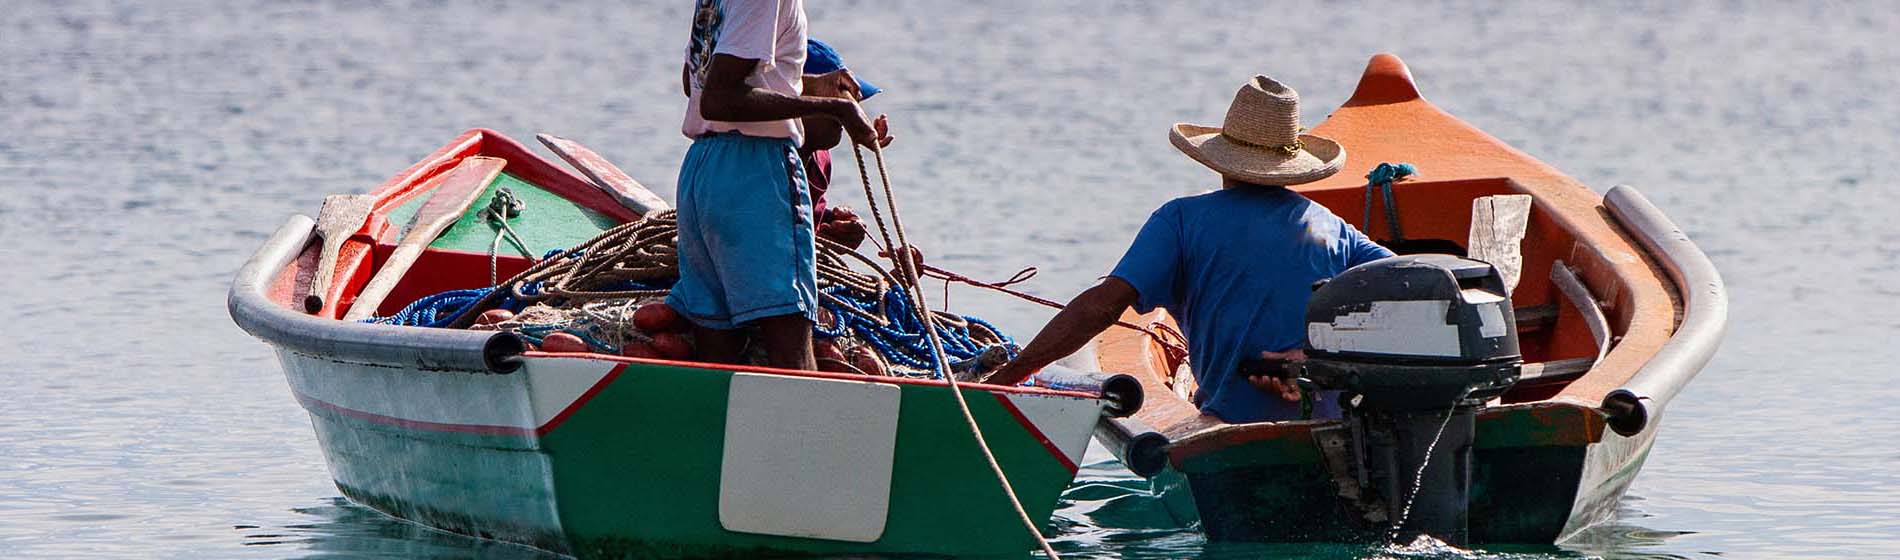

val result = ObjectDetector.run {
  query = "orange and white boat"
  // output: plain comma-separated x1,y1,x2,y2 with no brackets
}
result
1089,54,1726,544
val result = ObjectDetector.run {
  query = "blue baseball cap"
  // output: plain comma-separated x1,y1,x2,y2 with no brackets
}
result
805,38,881,100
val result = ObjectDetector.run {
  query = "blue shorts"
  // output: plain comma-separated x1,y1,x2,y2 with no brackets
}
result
666,133,818,330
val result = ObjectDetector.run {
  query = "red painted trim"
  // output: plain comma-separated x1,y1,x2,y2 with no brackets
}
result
992,393,1080,474
531,363,628,436
521,350,1102,400
293,391,535,437
289,362,628,437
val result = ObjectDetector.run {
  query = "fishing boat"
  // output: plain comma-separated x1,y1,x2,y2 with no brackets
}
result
227,130,1129,557
1091,54,1726,544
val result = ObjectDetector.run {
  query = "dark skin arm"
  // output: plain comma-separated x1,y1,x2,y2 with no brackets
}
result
986,278,1140,386
698,54,887,146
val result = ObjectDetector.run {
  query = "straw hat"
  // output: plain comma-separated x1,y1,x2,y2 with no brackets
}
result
1170,76,1345,185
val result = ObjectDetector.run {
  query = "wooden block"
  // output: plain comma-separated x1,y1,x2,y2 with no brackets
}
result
1468,194,1534,293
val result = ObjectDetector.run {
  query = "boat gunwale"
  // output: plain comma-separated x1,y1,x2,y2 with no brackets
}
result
1599,185,1727,435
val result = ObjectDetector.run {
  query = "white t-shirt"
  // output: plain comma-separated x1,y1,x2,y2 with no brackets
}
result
682,0,808,144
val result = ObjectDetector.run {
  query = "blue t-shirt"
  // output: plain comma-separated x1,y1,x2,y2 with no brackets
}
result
1109,186,1393,423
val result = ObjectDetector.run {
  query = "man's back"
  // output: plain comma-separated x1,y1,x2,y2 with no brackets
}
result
1110,185,1391,422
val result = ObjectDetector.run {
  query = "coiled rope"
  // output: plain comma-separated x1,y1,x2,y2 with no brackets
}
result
849,141,1062,559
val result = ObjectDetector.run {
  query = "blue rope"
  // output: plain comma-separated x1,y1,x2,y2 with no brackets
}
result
1364,162,1416,241
819,284,1016,377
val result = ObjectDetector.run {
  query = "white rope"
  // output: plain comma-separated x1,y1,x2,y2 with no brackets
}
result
851,142,1062,559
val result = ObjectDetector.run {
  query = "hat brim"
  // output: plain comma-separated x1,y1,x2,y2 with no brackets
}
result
1169,123,1344,185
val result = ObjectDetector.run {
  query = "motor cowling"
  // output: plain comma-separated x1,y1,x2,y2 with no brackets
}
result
1296,255,1522,546
1302,254,1521,410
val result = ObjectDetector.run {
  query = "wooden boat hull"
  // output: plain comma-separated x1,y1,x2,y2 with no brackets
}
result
229,130,1112,557
1093,54,1725,544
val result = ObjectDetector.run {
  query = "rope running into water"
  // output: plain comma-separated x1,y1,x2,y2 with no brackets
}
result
850,142,1062,559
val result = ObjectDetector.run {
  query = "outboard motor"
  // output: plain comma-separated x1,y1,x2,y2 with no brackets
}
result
1297,255,1521,545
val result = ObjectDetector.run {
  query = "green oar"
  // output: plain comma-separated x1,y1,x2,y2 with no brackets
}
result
341,156,507,322
536,133,670,215
304,194,376,314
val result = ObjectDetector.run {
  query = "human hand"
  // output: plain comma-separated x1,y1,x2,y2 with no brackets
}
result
878,245,926,278
817,206,868,249
1245,348,1306,402
803,68,862,100
831,99,892,148
872,114,894,148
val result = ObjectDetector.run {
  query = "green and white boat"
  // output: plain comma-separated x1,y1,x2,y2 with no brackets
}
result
228,130,1125,558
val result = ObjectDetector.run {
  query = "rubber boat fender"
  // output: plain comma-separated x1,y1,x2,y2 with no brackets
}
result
1025,365,1144,418
1599,186,1728,436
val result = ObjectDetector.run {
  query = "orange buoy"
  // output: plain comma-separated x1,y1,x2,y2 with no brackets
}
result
651,332,694,360
472,308,515,328
620,341,661,359
847,345,887,377
814,339,851,372
634,302,688,333
540,332,590,353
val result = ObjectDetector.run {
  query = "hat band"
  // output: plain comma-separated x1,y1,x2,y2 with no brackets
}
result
1222,127,1306,155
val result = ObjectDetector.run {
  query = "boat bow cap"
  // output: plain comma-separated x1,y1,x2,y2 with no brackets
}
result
1170,75,1344,185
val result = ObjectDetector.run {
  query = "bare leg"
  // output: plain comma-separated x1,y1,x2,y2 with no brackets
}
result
693,325,749,365
754,314,816,371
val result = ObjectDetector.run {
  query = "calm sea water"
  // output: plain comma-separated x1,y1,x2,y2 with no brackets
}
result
3,1,1897,558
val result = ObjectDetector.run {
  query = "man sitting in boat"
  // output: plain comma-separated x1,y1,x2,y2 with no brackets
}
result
988,76,1393,423
675,0,890,370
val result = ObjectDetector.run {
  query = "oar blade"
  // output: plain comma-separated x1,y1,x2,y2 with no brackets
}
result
306,194,376,314
341,156,508,321
537,133,670,215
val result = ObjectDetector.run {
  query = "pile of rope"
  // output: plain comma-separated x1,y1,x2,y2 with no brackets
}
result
366,209,1017,377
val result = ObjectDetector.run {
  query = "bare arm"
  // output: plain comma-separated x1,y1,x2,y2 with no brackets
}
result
698,54,886,147
986,278,1140,386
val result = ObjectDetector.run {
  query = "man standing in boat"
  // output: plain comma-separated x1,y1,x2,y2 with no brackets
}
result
674,0,890,370
988,76,1393,423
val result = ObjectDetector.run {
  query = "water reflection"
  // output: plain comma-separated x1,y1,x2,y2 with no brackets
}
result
1050,458,1690,560
254,498,560,560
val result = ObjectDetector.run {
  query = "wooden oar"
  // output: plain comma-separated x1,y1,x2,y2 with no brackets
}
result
304,194,377,314
341,156,507,322
535,133,670,215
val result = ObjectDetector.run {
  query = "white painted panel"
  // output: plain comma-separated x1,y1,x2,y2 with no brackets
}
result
522,357,623,428
1306,300,1462,357
719,373,900,543
1001,394,1103,468
281,351,536,429
280,352,618,432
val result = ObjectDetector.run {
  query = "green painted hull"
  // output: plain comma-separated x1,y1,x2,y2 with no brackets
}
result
284,352,1101,558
